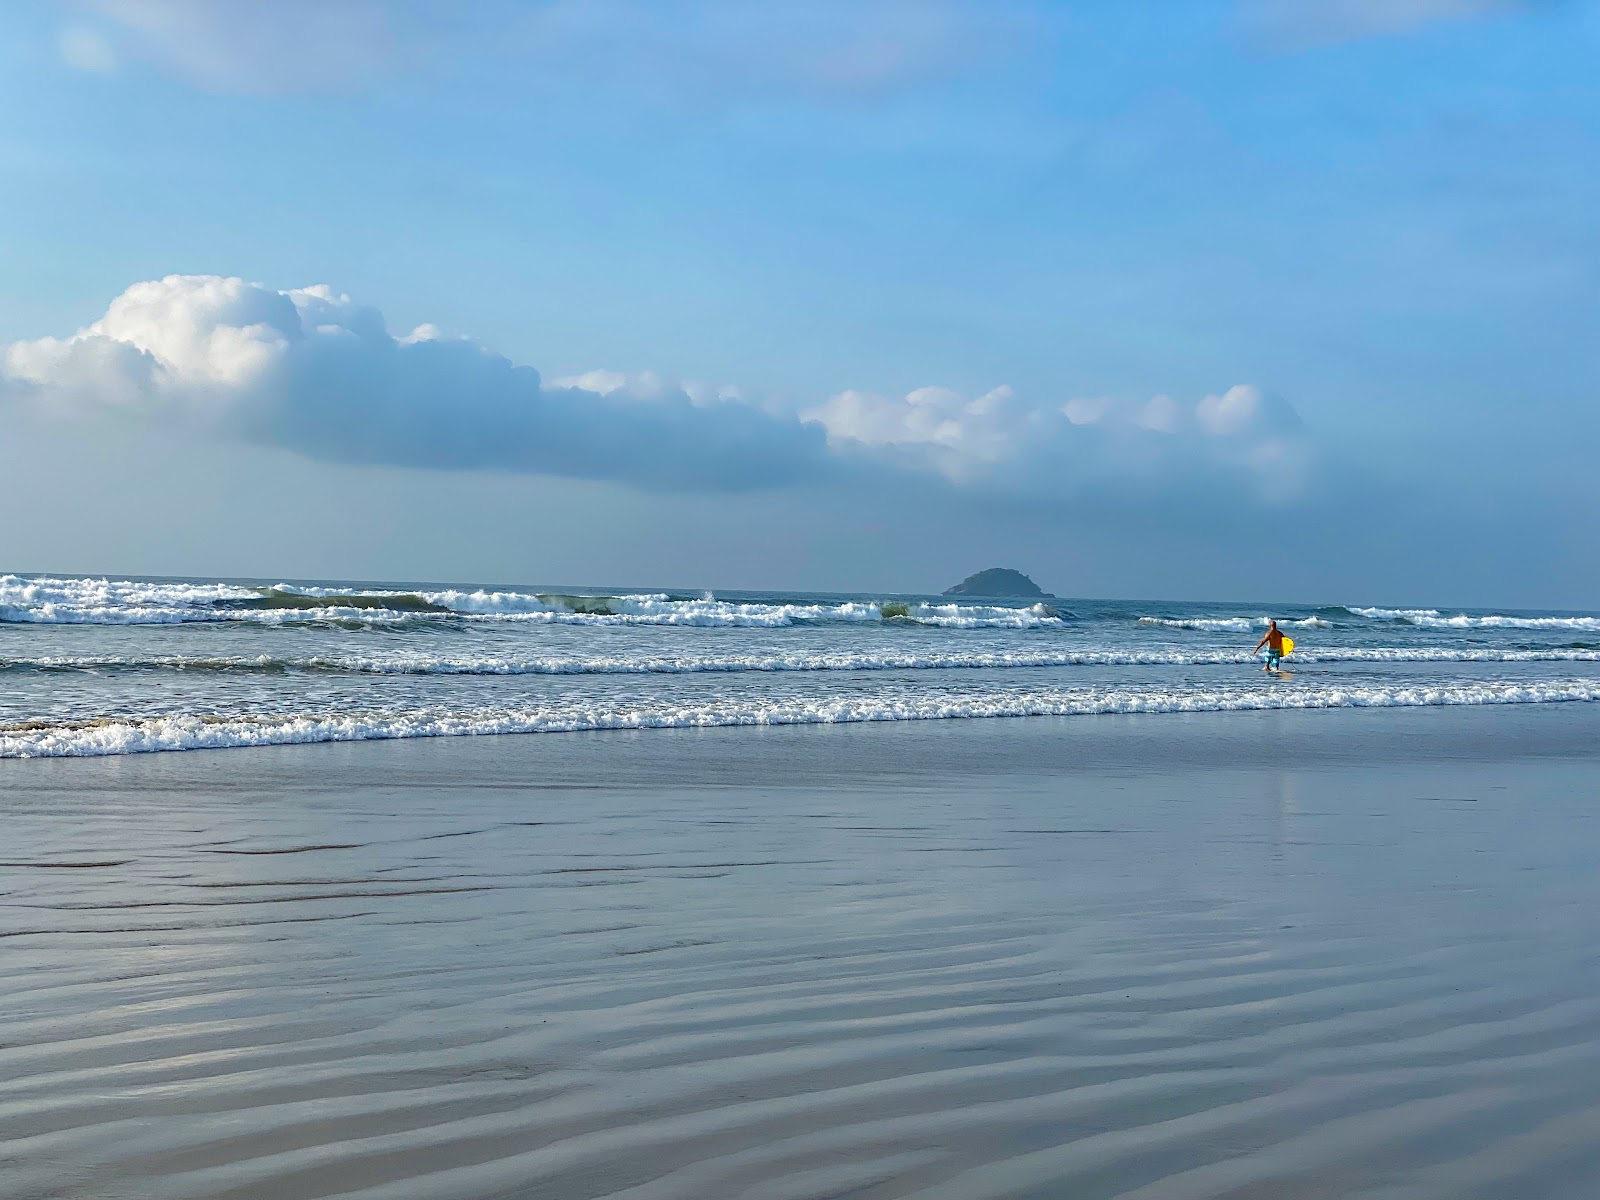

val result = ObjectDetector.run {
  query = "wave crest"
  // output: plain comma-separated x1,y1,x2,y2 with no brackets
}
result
1348,605,1600,632
7,646,1600,678
1137,615,1331,632
0,576,1066,629
6,678,1597,758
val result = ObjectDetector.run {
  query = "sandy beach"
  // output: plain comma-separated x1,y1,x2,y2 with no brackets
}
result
4,704,1599,1199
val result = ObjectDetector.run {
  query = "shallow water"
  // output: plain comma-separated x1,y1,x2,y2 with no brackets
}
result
3,573,1599,757
4,706,1599,1198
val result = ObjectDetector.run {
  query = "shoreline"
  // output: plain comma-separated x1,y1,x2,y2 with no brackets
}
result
8,691,1598,778
5,675,1598,760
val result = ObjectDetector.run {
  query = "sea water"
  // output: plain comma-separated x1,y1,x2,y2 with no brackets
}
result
3,573,1598,757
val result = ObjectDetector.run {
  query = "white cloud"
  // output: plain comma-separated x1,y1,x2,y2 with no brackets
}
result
1242,0,1531,47
58,26,119,75
511,0,1012,101
1137,394,1180,433
549,371,750,410
809,384,1011,449
550,369,633,397
1062,396,1109,426
1195,383,1264,436
806,379,1307,498
2,275,829,491
3,274,1311,503
67,0,396,93
59,0,1016,100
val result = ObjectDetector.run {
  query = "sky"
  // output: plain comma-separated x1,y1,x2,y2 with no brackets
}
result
1,0,1596,605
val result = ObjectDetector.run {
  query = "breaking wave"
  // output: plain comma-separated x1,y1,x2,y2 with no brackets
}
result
6,646,1600,678
0,576,1063,629
0,575,257,625
1346,606,1600,631
223,588,449,613
1135,607,1600,635
7,577,1593,635
1137,615,1332,632
6,678,1597,758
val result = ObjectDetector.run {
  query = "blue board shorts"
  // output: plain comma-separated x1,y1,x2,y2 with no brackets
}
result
1266,648,1283,667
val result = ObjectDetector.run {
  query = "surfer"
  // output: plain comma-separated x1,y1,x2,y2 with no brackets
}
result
1254,620,1286,671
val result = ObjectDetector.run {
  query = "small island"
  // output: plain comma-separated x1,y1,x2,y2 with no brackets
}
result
943,568,1053,598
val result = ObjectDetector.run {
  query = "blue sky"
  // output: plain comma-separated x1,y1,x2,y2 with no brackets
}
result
1,0,1596,604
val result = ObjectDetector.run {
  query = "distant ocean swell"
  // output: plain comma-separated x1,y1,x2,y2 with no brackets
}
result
6,576,1600,633
6,678,1598,758
5,646,1600,678
0,577,1064,629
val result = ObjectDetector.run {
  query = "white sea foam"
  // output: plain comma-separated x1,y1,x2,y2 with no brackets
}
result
8,577,1593,636
262,584,1062,628
0,575,254,607
0,574,256,624
1137,615,1331,632
1138,616,1255,632
6,678,1597,758
1347,606,1600,631
0,603,440,628
424,593,1061,628
0,575,1062,628
1409,614,1600,632
7,646,1600,678
1348,606,1445,621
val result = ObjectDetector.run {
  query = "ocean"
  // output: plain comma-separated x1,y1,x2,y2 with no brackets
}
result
4,573,1598,758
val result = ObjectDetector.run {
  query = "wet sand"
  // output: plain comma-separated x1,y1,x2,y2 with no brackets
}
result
4,704,1600,1199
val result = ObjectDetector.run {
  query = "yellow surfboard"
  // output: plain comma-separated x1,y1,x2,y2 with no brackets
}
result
1281,636,1295,656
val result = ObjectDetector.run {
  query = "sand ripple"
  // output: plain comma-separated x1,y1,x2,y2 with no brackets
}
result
4,716,1600,1199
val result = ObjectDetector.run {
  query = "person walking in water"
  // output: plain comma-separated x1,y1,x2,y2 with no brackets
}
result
1254,619,1287,671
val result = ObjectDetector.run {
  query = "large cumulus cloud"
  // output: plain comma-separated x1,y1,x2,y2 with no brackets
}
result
3,274,1311,500
3,275,831,491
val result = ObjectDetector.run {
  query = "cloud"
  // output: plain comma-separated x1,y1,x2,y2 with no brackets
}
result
58,25,119,75
63,0,397,93
804,381,1308,500
2,276,829,491
58,0,1017,100
1242,0,1536,47
3,274,1310,502
508,0,1015,103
